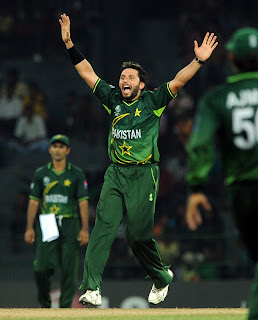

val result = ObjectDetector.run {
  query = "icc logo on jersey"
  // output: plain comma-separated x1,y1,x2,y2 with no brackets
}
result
43,176,50,186
115,105,121,116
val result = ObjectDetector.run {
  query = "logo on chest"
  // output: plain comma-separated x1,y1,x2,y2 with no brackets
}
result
43,176,50,187
64,179,71,187
114,105,122,116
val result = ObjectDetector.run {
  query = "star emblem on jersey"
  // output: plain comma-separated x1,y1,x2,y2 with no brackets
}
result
50,204,60,215
64,179,71,187
119,141,132,155
134,108,141,117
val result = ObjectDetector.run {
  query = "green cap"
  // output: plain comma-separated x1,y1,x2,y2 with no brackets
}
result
226,27,258,58
50,134,70,146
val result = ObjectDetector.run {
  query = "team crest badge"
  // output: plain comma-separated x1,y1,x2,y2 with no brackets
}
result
64,179,71,187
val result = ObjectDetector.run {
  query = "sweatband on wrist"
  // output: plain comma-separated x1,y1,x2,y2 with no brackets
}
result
67,45,85,65
195,57,205,65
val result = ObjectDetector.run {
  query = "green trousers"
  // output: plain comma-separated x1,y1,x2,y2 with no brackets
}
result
34,218,80,308
227,181,258,320
81,164,172,293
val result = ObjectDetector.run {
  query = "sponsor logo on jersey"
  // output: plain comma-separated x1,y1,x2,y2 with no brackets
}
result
112,128,141,139
45,194,68,204
43,176,50,186
226,89,258,108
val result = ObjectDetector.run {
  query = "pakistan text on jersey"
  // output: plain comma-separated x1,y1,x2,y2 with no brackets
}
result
45,194,68,204
226,89,258,109
112,128,141,139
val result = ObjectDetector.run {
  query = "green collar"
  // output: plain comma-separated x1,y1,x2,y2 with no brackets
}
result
47,162,71,176
226,72,258,84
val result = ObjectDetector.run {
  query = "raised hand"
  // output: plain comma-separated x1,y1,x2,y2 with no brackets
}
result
59,13,71,44
194,32,218,62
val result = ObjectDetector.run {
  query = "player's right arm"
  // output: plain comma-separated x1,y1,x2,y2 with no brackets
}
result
59,13,99,90
24,199,39,244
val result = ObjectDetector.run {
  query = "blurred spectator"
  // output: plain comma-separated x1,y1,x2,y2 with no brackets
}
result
154,215,170,237
165,146,188,194
157,237,180,266
167,89,194,118
0,81,23,137
9,103,48,152
0,4,15,58
23,81,48,120
174,115,193,147
1,67,28,101
180,251,202,282
0,7,13,35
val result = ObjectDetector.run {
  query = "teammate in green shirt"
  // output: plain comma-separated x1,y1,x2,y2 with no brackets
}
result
59,13,218,305
24,134,89,308
185,27,258,319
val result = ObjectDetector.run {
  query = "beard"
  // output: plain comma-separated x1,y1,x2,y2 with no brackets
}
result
122,84,141,102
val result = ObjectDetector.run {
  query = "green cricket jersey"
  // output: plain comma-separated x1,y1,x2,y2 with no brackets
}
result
187,72,258,189
29,162,89,217
93,79,176,164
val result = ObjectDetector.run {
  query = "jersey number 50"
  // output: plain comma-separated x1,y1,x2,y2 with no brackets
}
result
232,107,258,150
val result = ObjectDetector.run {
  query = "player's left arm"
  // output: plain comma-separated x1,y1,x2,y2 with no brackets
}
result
169,32,218,95
185,93,219,231
78,199,89,246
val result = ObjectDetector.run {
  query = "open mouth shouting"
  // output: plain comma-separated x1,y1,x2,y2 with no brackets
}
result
122,85,132,96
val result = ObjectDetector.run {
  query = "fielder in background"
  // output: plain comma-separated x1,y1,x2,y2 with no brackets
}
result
24,134,89,308
185,27,258,320
59,13,218,306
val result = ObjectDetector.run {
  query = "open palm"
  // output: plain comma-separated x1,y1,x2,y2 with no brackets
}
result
59,13,71,44
194,32,218,61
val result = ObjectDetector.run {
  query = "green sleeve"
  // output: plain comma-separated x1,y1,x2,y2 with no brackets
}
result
149,83,177,117
93,79,118,114
76,170,89,202
29,170,42,200
186,93,220,192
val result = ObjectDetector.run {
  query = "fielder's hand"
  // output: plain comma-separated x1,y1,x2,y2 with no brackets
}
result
194,32,218,62
25,228,35,244
186,193,212,231
79,229,89,246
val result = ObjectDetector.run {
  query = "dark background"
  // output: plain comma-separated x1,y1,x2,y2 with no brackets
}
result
0,0,257,308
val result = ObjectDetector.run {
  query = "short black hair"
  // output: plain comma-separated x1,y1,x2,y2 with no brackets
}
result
120,61,147,84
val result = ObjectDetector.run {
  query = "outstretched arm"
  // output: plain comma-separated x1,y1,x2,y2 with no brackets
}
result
169,32,218,95
59,13,99,89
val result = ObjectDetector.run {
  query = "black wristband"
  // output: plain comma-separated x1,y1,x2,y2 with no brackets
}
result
195,57,205,65
67,45,85,65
